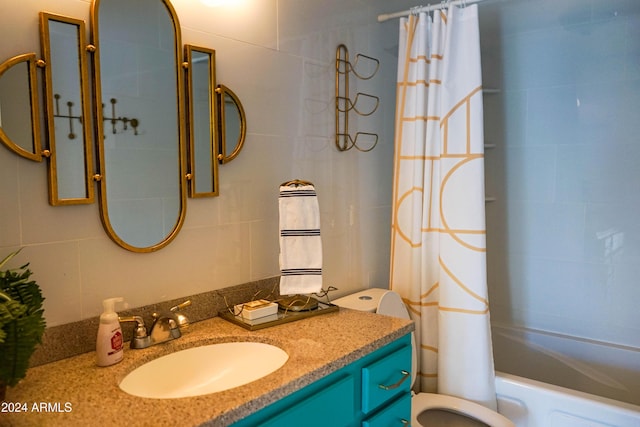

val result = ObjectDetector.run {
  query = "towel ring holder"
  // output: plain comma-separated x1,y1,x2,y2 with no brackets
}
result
281,179,313,187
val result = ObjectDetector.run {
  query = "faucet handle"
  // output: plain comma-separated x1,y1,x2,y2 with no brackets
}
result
169,299,191,329
118,315,151,349
170,300,192,312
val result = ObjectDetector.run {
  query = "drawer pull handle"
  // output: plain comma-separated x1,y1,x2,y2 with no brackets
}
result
378,370,410,390
401,419,410,426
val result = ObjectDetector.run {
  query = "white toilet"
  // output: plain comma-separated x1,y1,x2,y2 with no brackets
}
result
333,288,515,427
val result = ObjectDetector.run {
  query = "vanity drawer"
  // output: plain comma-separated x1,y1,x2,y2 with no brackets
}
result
361,343,412,414
362,393,411,427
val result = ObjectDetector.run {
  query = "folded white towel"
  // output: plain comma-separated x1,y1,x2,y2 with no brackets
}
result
278,183,323,295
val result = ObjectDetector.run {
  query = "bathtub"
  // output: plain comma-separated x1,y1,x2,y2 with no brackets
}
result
491,323,640,408
495,372,640,427
489,324,640,425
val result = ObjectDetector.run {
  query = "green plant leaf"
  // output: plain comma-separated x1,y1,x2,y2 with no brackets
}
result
0,248,22,271
0,249,46,387
0,312,46,386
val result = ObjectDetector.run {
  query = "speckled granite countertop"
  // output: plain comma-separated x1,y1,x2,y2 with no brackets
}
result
2,308,413,427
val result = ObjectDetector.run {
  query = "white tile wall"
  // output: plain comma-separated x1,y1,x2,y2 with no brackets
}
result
0,0,412,326
481,0,640,349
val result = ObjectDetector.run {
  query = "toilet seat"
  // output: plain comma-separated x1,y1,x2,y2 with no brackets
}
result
412,393,515,427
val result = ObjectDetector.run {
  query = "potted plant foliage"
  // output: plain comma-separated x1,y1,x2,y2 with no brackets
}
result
0,249,46,401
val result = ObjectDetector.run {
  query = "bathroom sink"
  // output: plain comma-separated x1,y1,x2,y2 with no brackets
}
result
119,342,288,399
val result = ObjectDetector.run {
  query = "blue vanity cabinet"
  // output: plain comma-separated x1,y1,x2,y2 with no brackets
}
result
231,333,412,427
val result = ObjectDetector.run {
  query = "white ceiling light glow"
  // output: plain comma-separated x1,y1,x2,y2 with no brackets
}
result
200,0,234,7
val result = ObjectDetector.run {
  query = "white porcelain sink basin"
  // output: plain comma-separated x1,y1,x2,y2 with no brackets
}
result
119,342,288,399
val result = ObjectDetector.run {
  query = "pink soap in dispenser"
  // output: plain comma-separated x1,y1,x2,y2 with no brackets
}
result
96,297,124,367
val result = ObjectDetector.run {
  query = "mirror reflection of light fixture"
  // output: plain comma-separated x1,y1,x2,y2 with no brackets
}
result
102,98,140,136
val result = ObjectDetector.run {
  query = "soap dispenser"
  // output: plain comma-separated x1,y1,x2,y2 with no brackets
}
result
96,297,124,367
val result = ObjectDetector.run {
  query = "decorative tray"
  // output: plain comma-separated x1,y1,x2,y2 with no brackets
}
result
219,299,339,331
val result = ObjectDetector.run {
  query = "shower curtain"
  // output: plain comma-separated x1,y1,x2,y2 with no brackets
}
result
389,5,497,410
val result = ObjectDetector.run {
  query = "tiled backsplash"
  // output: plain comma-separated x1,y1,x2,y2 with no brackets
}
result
30,277,281,367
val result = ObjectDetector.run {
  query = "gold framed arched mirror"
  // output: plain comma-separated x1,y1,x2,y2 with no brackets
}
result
91,0,187,252
216,84,246,164
0,53,43,162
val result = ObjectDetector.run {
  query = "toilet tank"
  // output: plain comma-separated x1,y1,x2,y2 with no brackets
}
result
333,288,411,320
333,288,389,312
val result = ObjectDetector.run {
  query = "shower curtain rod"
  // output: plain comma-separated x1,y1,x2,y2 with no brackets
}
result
377,0,485,22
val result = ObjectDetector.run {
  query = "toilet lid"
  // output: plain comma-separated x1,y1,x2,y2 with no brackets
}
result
412,393,515,427
377,290,410,319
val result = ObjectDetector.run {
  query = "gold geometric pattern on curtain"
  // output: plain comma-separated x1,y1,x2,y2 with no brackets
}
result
390,6,497,410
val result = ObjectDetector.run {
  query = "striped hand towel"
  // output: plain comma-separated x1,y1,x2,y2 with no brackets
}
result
278,183,323,295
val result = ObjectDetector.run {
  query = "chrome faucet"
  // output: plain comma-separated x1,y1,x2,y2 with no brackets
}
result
119,300,191,349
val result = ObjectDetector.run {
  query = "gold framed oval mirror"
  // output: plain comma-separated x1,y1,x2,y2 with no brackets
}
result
0,53,43,162
91,0,187,252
